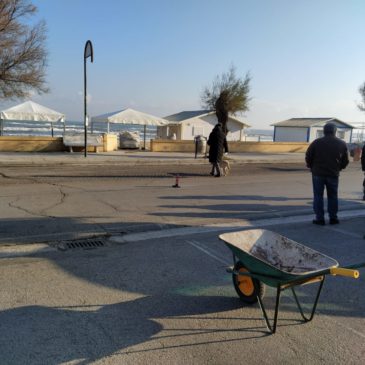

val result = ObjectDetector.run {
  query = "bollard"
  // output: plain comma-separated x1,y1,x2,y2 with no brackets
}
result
172,175,181,188
353,147,361,162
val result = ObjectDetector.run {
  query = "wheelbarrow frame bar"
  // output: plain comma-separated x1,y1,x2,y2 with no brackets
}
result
257,277,326,334
228,264,326,334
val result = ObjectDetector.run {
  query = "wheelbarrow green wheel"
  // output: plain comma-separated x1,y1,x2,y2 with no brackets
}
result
233,261,265,304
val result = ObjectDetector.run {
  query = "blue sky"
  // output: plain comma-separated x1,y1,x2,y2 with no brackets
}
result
2,0,365,128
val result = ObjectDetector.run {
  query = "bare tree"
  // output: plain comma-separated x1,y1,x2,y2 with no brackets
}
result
0,0,48,99
358,82,365,112
201,66,251,134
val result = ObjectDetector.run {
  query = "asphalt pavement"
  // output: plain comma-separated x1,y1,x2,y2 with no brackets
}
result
0,212,364,364
0,151,364,364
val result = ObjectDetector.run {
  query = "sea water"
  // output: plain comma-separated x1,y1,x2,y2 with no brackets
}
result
245,128,274,142
0,120,158,140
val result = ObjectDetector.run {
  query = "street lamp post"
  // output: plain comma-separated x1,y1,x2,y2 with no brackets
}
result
84,40,94,157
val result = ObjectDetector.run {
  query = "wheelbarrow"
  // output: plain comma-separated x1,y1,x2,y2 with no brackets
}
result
219,229,365,334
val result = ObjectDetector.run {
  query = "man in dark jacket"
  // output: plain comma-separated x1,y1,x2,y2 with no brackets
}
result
361,144,365,200
207,123,228,177
305,123,349,225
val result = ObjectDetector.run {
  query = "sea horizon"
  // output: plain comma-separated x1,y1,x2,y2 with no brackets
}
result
0,120,158,139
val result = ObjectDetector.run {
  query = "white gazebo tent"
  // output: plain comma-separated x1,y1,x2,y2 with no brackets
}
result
91,108,168,149
0,100,65,137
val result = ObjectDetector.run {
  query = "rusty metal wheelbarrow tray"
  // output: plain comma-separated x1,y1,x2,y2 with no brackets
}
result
219,229,365,334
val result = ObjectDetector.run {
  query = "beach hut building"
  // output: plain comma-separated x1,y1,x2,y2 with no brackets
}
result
158,110,250,141
271,118,353,143
0,100,65,136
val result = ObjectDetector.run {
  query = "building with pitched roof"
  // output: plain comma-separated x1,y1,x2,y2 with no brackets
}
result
157,110,250,141
271,118,353,143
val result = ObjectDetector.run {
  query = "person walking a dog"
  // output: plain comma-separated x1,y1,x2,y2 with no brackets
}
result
207,123,228,177
305,122,349,225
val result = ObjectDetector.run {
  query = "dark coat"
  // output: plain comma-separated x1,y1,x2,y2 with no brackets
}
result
207,124,228,163
361,145,365,171
305,135,349,177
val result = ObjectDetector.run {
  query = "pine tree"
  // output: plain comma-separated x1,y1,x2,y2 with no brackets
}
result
201,66,251,135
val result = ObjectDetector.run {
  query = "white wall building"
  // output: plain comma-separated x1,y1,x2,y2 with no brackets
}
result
157,110,250,141
271,118,353,143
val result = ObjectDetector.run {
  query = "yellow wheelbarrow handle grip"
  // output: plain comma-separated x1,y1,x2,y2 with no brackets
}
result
330,267,360,279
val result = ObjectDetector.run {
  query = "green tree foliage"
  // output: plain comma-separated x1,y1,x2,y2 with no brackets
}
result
358,82,365,112
0,0,48,99
201,66,251,134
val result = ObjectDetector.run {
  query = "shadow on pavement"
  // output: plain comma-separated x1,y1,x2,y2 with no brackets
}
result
160,194,310,201
1,192,365,362
0,217,183,244
153,194,365,221
1,234,364,364
0,296,265,364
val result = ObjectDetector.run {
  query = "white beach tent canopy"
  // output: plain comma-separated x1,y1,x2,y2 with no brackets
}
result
91,108,169,148
0,100,65,136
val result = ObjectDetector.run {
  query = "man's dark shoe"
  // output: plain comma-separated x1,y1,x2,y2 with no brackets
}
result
312,219,325,226
329,218,339,225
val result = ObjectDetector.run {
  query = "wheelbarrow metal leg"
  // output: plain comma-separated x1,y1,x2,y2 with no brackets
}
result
291,277,325,322
257,285,282,334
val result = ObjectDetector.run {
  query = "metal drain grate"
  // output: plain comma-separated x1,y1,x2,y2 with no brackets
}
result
57,238,107,251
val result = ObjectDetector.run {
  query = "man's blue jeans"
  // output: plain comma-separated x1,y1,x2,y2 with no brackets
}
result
312,175,339,220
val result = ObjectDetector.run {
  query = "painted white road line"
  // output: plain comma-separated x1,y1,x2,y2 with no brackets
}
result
324,226,364,239
317,314,365,339
186,240,230,266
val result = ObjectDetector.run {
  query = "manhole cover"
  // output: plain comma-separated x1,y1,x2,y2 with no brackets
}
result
56,238,107,251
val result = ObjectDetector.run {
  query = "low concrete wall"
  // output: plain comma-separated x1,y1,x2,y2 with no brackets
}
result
0,134,119,153
150,139,195,152
150,139,309,153
0,136,309,153
228,141,309,153
0,136,65,152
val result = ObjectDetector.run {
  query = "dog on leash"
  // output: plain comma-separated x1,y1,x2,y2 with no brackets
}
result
220,159,231,176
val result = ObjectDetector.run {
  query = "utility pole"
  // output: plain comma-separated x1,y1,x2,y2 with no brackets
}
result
84,40,94,157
